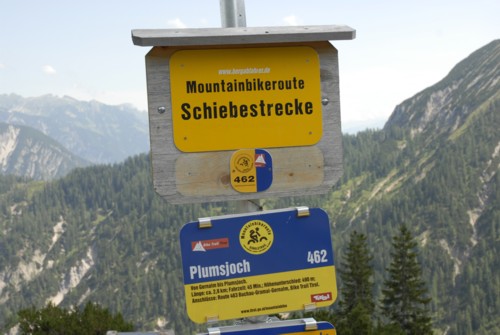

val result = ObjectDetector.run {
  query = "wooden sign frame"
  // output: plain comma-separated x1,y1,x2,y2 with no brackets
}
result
132,25,355,204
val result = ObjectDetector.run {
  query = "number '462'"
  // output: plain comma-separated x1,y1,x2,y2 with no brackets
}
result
307,250,328,264
233,176,255,183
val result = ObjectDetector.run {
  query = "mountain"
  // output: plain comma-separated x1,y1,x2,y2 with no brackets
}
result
0,123,90,181
0,40,498,335
387,38,499,138
0,94,149,165
332,39,499,334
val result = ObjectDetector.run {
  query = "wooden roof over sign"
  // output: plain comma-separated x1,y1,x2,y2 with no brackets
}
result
132,25,355,47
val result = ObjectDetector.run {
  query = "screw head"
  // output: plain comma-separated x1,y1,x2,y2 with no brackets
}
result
157,106,166,114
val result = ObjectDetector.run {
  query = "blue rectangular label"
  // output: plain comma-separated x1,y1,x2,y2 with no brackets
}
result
180,208,337,323
180,208,334,284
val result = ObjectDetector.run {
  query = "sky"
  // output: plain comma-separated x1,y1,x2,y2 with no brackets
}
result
0,0,498,131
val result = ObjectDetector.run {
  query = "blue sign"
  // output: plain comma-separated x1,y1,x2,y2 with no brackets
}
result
179,208,337,323
200,320,336,335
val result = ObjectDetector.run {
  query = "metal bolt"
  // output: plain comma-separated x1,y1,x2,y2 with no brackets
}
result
321,98,329,106
157,106,166,114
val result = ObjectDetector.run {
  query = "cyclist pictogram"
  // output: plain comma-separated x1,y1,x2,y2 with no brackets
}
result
239,220,274,254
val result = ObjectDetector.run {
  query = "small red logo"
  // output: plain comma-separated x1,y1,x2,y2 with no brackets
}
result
255,153,266,167
311,292,332,302
191,238,229,252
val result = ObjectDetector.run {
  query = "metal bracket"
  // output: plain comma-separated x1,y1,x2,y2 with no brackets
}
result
304,303,317,312
303,317,318,331
296,206,310,217
206,315,219,324
207,327,221,335
198,217,212,228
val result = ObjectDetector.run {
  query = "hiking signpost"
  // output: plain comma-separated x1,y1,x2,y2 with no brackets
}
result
131,0,355,334
132,25,354,204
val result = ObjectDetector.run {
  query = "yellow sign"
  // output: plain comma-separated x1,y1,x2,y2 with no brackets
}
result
169,46,322,152
231,149,257,192
185,267,336,324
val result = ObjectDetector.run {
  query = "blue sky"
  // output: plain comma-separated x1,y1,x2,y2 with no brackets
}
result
0,0,498,129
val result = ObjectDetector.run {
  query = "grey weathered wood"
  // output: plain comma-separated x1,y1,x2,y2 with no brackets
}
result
132,25,355,46
174,147,325,197
145,41,343,204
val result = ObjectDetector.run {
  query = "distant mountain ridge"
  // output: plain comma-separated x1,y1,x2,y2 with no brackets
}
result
0,123,90,180
0,94,149,165
386,39,499,137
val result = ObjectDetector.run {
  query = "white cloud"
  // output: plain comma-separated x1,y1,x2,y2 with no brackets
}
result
167,18,187,29
0,63,5,69
42,65,57,75
282,15,303,26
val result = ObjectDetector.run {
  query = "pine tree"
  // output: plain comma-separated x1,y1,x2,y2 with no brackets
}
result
381,225,432,334
337,231,375,335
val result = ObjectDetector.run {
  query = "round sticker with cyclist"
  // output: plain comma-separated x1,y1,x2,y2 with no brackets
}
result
239,219,274,255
